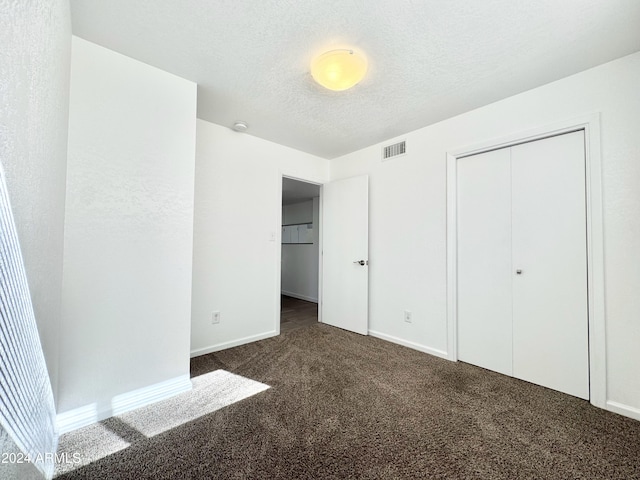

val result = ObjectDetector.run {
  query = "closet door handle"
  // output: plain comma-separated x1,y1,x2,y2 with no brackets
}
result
516,269,523,275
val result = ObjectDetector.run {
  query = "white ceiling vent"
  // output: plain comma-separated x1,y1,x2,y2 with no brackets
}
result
382,140,406,161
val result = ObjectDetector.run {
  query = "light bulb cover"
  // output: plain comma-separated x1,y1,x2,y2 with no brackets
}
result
310,49,368,91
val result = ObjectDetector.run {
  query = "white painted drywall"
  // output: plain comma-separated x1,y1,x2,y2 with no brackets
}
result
0,1,71,476
330,52,640,417
59,37,197,415
281,199,320,303
0,0,70,405
191,120,328,356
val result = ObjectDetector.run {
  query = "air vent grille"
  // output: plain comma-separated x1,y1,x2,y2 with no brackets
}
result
382,140,406,160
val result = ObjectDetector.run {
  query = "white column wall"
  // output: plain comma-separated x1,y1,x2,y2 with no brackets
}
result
59,37,197,415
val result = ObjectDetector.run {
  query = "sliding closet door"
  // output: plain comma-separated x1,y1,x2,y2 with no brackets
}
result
510,131,589,399
457,148,513,376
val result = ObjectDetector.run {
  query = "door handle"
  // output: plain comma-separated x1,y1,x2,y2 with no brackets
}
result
353,260,368,266
516,269,523,275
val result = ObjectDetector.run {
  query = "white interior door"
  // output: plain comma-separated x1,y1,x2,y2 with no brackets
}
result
321,175,368,335
511,131,589,399
457,148,513,376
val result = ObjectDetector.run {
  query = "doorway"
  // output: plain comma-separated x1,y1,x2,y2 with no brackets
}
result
280,177,321,332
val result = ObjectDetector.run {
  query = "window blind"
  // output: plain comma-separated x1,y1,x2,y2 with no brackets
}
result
0,166,57,478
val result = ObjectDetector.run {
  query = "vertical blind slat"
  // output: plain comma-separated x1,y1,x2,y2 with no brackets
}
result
0,167,57,479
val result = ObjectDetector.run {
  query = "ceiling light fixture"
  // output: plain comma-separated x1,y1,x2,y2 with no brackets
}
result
310,49,368,91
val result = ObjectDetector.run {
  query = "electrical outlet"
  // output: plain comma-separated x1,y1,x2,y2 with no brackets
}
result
404,310,412,323
212,311,221,325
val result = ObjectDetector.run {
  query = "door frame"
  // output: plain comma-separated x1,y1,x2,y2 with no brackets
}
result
446,113,606,409
275,173,324,335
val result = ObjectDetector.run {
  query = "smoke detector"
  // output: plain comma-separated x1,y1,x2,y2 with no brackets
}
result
232,121,248,132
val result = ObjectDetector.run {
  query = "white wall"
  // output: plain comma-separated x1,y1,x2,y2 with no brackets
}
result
281,198,320,302
0,1,71,477
0,0,70,405
191,120,328,356
330,52,640,419
59,37,197,415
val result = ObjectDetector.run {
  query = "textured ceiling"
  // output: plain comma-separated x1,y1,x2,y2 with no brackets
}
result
70,0,640,159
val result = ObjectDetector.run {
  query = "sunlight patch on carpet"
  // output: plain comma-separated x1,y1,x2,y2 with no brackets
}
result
55,370,269,477
120,370,270,437
54,423,130,476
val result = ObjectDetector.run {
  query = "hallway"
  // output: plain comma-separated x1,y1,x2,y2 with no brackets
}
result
280,295,318,333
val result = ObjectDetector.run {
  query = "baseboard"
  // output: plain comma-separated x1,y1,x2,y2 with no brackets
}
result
606,400,640,422
190,331,278,358
368,330,450,360
281,290,318,303
56,375,192,435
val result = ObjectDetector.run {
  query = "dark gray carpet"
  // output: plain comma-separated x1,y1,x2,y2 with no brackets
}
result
57,323,640,479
